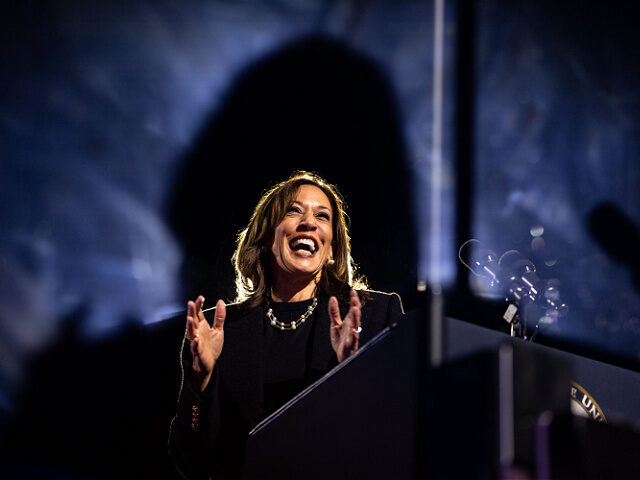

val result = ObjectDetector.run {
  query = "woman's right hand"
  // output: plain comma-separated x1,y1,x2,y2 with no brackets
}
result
186,295,226,391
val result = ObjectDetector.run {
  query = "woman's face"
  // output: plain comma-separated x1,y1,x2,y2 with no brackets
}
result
269,184,334,286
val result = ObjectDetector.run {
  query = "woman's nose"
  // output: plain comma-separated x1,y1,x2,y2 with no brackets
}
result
298,212,317,230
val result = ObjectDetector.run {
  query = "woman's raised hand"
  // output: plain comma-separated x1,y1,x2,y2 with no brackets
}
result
186,295,226,391
329,289,362,363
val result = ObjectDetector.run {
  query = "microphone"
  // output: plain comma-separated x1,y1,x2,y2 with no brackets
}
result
458,239,502,287
459,239,568,338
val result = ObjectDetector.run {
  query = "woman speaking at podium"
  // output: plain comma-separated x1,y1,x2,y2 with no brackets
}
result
169,171,403,479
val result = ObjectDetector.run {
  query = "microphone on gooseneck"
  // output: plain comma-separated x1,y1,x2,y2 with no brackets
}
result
458,239,568,339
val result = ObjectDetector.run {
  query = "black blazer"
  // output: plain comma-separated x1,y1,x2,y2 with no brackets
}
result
168,291,403,480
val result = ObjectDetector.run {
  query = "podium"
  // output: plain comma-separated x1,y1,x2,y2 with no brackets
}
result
243,314,420,480
243,309,640,479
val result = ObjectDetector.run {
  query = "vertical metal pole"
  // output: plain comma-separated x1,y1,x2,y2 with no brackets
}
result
416,2,447,479
498,344,515,476
429,0,446,368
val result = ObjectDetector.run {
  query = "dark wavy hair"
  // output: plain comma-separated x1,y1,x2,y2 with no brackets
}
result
232,171,368,307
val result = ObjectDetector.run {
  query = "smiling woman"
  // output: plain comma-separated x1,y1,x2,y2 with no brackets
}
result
269,184,334,300
168,171,404,479
232,173,364,307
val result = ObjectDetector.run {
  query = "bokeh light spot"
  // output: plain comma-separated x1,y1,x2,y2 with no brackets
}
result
531,236,545,251
530,225,544,237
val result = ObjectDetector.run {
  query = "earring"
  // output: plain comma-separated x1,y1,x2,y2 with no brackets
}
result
327,259,335,265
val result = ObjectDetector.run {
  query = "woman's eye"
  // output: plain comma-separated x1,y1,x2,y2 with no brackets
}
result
287,206,301,214
316,212,330,220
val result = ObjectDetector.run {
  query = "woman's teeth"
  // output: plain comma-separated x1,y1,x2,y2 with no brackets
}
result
290,238,316,253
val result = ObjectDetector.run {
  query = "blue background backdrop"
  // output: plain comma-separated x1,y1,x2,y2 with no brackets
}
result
1,0,639,478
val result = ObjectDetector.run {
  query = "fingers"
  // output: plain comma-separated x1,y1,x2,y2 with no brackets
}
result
328,290,363,363
213,300,226,329
328,296,342,327
343,290,361,330
350,290,362,336
186,300,198,341
187,296,206,342
344,290,361,351
349,289,362,329
187,296,227,342
196,295,206,323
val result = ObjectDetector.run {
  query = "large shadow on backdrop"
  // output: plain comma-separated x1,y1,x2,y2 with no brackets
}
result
588,203,640,293
167,35,416,306
1,35,416,480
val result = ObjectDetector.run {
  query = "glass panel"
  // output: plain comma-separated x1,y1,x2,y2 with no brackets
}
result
469,0,640,366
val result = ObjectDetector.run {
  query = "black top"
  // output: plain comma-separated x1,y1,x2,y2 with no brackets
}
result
168,291,403,480
262,298,317,416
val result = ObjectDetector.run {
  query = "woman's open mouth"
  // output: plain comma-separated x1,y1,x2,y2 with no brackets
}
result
289,237,318,257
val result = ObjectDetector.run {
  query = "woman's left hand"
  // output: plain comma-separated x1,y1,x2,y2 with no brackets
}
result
329,289,362,363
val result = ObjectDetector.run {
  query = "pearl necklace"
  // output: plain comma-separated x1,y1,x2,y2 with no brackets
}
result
266,297,318,331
